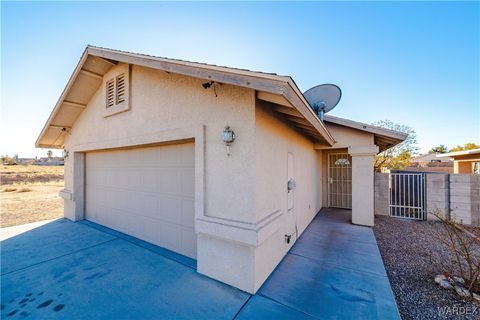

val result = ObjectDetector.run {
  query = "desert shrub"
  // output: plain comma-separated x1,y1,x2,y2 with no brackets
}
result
430,211,480,294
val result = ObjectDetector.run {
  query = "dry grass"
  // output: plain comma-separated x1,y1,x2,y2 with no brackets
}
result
1,165,64,185
1,186,32,193
1,165,64,228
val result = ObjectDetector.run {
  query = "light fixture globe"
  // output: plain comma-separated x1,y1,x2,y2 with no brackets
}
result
222,126,235,145
222,126,235,156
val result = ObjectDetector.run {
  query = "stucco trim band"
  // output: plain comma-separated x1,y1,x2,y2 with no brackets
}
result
196,209,283,246
348,145,379,156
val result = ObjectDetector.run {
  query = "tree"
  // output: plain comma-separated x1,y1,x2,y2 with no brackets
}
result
429,145,448,154
372,120,418,172
47,150,53,159
449,142,480,152
1,155,16,165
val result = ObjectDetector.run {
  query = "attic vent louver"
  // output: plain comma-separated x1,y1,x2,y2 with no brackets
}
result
106,79,115,108
116,74,125,104
103,65,130,117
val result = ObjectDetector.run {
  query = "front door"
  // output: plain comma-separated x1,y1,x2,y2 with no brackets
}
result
328,153,352,209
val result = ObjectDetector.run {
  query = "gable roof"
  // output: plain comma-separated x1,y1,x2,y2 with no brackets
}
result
323,115,408,152
412,153,452,162
36,46,335,148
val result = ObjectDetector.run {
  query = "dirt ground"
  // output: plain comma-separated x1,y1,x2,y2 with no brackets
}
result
1,165,64,228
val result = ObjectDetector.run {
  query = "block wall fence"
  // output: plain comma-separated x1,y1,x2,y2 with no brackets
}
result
374,172,480,226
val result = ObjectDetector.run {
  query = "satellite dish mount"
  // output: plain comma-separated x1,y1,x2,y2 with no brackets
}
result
303,84,342,121
312,101,327,121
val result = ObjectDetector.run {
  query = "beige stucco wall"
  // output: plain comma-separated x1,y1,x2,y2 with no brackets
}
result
252,102,322,291
64,63,256,223
325,123,373,149
61,62,327,293
62,63,262,292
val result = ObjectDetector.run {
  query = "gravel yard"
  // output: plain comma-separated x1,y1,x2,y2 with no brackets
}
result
374,215,480,320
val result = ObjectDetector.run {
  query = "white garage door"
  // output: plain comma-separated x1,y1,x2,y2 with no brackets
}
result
85,142,196,259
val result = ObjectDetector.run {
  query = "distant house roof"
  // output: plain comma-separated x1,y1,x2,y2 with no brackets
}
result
323,115,407,152
36,157,64,162
412,153,452,163
36,46,335,149
437,148,480,158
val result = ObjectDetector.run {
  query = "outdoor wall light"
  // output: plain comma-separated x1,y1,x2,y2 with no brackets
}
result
222,126,235,156
62,149,69,158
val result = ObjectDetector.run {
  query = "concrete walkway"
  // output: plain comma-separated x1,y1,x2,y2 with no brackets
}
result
1,208,399,319
248,208,400,319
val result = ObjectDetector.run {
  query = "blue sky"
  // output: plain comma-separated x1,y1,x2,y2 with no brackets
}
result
1,1,479,157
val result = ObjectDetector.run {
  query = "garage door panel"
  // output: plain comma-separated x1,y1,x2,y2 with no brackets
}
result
114,168,141,189
86,142,196,259
180,168,195,197
142,147,161,166
177,143,195,166
137,194,157,218
142,168,159,191
157,169,181,195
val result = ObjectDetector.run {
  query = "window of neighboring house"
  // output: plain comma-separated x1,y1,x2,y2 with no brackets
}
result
104,65,130,117
473,162,480,175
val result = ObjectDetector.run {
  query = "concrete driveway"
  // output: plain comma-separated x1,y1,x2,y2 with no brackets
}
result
1,209,399,319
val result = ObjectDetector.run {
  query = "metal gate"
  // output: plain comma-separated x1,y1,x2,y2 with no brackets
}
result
389,172,426,220
328,153,352,209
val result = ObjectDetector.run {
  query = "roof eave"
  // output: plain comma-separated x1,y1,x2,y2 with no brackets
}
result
35,48,90,148
36,46,336,148
282,80,335,146
437,148,480,157
323,114,408,152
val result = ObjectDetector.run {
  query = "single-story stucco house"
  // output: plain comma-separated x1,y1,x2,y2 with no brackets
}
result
437,148,480,174
36,46,406,294
412,153,452,164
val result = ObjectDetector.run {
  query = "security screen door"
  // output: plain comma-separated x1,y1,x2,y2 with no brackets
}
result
328,153,352,209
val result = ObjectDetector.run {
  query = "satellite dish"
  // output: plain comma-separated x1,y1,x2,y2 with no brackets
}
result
303,84,342,121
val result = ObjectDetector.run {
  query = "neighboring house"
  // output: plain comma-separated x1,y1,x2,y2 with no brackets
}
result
437,148,480,174
17,158,36,165
411,153,452,164
34,156,64,166
36,46,406,294
406,153,453,173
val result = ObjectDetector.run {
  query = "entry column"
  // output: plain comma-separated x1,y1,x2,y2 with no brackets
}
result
348,145,379,227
